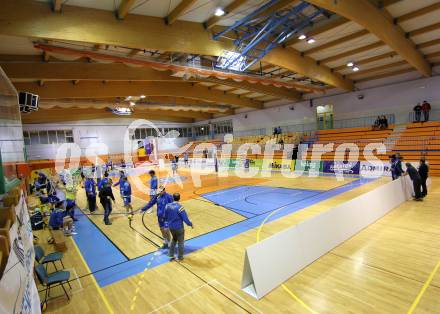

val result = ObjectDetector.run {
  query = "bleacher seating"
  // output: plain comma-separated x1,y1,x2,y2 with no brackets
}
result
233,133,299,146
304,126,394,161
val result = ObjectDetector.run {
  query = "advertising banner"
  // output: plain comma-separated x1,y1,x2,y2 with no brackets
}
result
323,161,360,175
0,192,41,314
360,161,392,178
294,160,323,173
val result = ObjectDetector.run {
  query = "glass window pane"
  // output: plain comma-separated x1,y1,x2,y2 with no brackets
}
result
66,136,74,143
135,129,141,139
140,128,146,139
30,131,39,145
65,130,73,137
48,130,57,144
39,131,49,144
57,130,66,143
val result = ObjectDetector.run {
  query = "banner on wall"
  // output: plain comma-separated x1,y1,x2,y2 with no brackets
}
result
294,160,323,173
360,161,392,178
262,159,295,172
323,161,360,175
0,192,41,314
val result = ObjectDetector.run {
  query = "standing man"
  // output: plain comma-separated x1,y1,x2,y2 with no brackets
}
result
413,103,422,122
148,170,158,201
171,157,178,176
418,158,429,197
405,163,423,201
184,152,189,167
84,175,97,212
120,176,133,212
422,100,431,122
99,179,115,225
140,186,172,249
164,193,193,261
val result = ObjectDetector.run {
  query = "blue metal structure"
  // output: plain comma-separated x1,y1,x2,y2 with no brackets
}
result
213,0,323,72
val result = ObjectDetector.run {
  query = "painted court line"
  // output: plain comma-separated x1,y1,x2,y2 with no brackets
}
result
147,280,215,313
77,177,372,287
71,238,115,314
211,280,263,314
407,260,440,314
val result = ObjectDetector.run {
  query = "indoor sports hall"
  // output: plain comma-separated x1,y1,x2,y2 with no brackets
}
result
0,0,440,313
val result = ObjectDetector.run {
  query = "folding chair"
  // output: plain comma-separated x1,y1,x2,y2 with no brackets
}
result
35,264,71,306
34,245,65,271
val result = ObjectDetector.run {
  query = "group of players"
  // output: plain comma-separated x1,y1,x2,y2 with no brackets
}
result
83,164,193,261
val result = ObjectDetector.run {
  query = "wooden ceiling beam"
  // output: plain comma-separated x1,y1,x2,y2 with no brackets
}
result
306,0,431,76
166,0,198,25
0,0,353,90
348,60,407,77
13,81,263,109
355,67,414,83
320,42,384,64
396,2,440,24
22,109,194,124
304,30,370,56
284,17,348,47
117,0,136,20
332,52,399,71
1,61,300,100
52,0,62,12
204,0,247,29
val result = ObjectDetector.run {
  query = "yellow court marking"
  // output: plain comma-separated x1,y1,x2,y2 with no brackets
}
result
71,238,115,314
256,206,318,314
407,260,440,314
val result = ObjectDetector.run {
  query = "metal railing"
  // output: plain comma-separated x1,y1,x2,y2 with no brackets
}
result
333,114,395,129
408,109,440,123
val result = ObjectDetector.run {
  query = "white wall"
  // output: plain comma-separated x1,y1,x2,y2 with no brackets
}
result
23,118,191,160
208,74,440,133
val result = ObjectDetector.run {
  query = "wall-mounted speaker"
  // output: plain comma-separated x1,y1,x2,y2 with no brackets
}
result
19,92,39,113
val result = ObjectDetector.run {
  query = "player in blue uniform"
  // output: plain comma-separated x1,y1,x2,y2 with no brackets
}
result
140,185,172,249
120,176,132,212
148,170,158,201
171,157,178,176
84,175,97,212
164,193,193,261
98,171,110,191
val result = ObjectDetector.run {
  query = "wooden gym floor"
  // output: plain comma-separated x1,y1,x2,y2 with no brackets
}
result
34,169,440,313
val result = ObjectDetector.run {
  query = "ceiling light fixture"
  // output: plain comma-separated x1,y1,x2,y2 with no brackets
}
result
140,95,146,99
352,66,360,72
306,38,316,44
298,34,307,40
346,61,354,67
214,7,225,16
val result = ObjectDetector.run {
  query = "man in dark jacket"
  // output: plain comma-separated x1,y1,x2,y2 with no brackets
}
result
164,193,193,261
413,103,422,122
418,158,429,197
99,179,115,225
405,163,422,201
421,100,431,122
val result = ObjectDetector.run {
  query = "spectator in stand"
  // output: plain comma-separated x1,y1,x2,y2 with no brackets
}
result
413,103,422,122
372,116,381,130
381,115,388,129
405,163,423,201
422,100,431,122
278,138,284,150
418,158,429,197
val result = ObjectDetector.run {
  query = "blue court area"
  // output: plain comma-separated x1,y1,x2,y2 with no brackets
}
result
203,186,322,217
72,177,375,287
